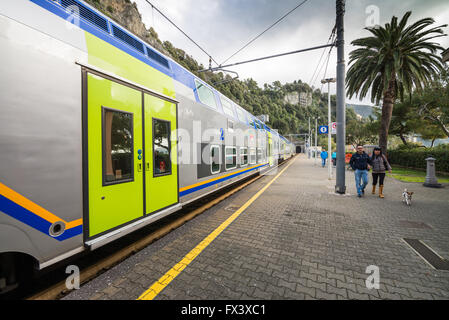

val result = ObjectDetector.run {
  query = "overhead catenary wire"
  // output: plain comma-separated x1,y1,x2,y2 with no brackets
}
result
310,27,336,88
318,29,336,93
199,43,335,72
220,0,310,66
144,0,219,67
310,29,336,90
309,25,336,87
320,46,334,93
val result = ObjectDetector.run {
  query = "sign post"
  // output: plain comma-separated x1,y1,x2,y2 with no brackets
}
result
322,78,337,180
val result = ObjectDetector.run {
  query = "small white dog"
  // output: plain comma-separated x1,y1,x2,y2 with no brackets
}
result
402,189,414,206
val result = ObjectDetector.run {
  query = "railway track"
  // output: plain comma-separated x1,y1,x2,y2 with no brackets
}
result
24,158,294,300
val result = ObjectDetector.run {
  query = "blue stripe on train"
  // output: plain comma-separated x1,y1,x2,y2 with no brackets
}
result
29,0,179,81
0,195,82,241
0,194,51,235
180,164,269,197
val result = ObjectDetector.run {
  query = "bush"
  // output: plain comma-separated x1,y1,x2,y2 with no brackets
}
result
395,142,426,151
387,147,449,173
434,144,449,151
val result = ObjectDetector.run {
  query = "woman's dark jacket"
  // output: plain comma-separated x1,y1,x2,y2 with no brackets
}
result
371,154,392,174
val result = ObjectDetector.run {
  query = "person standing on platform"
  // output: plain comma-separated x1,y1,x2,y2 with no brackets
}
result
320,149,328,168
350,145,372,198
371,147,392,198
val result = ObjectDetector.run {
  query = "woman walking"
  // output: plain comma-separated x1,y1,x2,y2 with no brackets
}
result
371,147,392,198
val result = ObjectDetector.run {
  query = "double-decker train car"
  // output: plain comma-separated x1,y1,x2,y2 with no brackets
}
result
0,0,295,293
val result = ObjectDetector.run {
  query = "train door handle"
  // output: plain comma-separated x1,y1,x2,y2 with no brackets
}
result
138,163,142,172
146,162,150,171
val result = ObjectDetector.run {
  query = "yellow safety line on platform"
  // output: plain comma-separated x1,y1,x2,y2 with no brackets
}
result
137,158,296,300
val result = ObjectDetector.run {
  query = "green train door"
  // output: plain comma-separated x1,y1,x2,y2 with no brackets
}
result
144,93,178,214
86,73,144,238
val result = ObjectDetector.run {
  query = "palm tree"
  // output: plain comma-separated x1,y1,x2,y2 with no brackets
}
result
346,11,447,153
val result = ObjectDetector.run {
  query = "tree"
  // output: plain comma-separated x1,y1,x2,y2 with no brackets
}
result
389,100,417,145
346,117,378,148
417,66,449,136
346,11,447,154
417,122,447,147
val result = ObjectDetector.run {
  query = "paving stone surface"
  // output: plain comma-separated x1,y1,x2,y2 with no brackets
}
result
63,155,449,300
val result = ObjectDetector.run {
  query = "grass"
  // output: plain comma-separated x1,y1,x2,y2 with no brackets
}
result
387,166,449,183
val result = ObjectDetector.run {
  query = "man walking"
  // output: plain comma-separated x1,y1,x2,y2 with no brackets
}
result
350,145,372,198
320,148,328,168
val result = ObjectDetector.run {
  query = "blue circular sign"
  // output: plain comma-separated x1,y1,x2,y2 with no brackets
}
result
319,126,329,134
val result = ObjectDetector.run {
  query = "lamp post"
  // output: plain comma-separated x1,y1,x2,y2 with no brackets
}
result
314,117,320,166
321,78,336,180
307,117,311,159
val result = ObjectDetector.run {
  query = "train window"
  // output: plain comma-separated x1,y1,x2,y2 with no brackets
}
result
240,147,248,167
253,120,259,129
248,116,255,129
250,148,256,165
253,120,258,129
236,107,246,123
221,98,235,118
102,108,134,185
257,148,263,164
153,119,172,177
225,147,237,170
228,119,234,133
211,145,221,174
195,80,217,109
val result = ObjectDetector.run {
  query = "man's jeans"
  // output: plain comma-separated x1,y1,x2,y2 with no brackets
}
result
322,158,327,167
354,169,369,195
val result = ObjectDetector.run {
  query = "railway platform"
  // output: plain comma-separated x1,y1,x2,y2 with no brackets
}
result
63,154,449,300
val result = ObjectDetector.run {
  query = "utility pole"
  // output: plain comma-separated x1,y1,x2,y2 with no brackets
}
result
321,78,336,180
335,0,346,194
308,117,311,159
314,117,319,166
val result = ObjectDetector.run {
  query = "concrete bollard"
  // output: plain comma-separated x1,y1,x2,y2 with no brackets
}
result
423,157,443,188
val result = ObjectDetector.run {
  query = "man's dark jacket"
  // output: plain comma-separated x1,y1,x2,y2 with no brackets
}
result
350,152,372,170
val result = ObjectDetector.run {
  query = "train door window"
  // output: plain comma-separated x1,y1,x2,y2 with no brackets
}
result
240,147,248,167
153,119,172,177
225,147,237,170
195,80,217,109
102,108,134,185
211,145,221,174
250,148,256,165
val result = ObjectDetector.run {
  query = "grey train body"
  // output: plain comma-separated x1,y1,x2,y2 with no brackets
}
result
0,0,295,292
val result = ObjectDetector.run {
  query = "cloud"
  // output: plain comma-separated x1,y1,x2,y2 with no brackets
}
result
134,0,449,105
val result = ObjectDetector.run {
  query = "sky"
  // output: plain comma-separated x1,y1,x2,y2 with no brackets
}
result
133,0,449,106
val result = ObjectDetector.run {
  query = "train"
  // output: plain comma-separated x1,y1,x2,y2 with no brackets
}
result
0,0,295,294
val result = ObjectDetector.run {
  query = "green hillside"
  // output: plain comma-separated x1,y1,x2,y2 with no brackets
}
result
85,0,363,137
347,104,380,120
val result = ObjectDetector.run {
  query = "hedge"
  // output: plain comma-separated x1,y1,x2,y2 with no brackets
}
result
387,149,449,173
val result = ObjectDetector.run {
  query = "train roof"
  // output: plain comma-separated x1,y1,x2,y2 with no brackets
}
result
33,0,291,141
